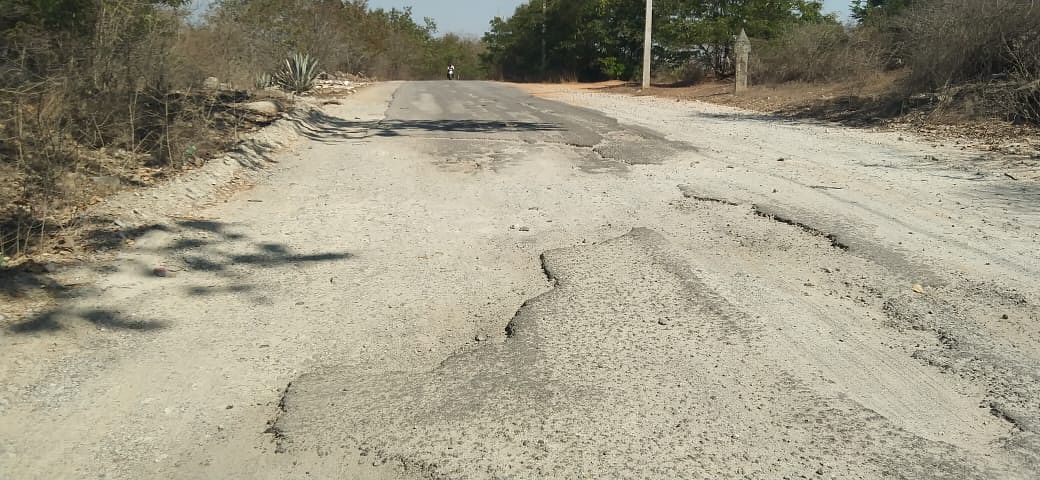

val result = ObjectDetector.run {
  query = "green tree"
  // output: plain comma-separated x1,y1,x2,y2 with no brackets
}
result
481,0,645,81
481,0,830,82
657,0,830,77
426,34,487,79
850,0,914,24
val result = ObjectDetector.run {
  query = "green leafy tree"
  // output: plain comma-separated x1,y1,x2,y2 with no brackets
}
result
481,0,830,81
426,34,487,80
657,0,830,77
850,0,915,24
481,0,645,81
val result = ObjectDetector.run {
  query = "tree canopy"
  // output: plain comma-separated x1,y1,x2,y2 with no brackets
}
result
850,0,915,23
482,0,831,82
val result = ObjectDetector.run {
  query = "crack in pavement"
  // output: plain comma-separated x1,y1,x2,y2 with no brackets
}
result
752,204,851,250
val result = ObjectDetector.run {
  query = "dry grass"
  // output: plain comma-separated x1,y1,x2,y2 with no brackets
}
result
752,23,886,85
899,0,1040,124
748,0,1040,126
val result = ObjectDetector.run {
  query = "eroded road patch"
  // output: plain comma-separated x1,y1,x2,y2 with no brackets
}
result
275,229,1029,479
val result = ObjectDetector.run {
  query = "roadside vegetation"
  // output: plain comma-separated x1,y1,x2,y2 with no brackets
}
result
755,0,1040,125
482,0,1040,125
0,0,485,262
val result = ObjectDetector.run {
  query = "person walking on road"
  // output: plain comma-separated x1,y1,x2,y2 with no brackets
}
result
447,64,456,80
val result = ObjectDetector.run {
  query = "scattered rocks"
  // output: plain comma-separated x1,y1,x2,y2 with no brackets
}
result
475,334,488,342
912,284,925,294
153,266,170,278
237,101,281,117
203,77,220,90
91,176,122,189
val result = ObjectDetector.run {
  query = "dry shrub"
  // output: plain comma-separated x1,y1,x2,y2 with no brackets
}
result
752,23,884,85
0,1,242,259
902,0,1039,89
656,63,708,87
195,0,448,85
900,0,1040,123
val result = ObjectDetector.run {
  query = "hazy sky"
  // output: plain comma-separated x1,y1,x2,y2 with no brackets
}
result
191,1,854,36
367,0,854,36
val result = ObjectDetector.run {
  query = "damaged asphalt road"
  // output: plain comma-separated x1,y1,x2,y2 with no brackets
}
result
2,81,1038,479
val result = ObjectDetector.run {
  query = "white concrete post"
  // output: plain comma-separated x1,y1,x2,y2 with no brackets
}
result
642,0,653,89
734,29,751,94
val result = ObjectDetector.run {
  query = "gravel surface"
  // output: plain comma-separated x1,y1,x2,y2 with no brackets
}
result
1,82,1037,479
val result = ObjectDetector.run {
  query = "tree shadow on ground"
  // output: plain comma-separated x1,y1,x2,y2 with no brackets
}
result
292,110,564,143
608,80,912,129
8,308,168,334
683,94,908,127
5,218,351,334
775,94,912,127
81,221,174,251
154,219,352,278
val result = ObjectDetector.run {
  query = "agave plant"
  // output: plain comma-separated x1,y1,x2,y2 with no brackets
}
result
254,72,274,90
274,53,320,94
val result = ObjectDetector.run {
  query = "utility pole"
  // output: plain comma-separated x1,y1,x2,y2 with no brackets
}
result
642,0,653,89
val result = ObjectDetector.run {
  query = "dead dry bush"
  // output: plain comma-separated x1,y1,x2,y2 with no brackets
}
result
752,23,884,85
656,63,708,87
0,1,251,260
900,0,1040,123
198,0,446,86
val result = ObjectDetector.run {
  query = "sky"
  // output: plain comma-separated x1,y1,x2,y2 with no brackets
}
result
366,0,854,36
191,1,854,36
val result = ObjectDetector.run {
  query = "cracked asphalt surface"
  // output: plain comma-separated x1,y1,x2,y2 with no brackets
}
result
1,81,1038,479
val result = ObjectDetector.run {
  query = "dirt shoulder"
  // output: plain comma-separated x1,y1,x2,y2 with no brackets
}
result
517,78,1040,161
